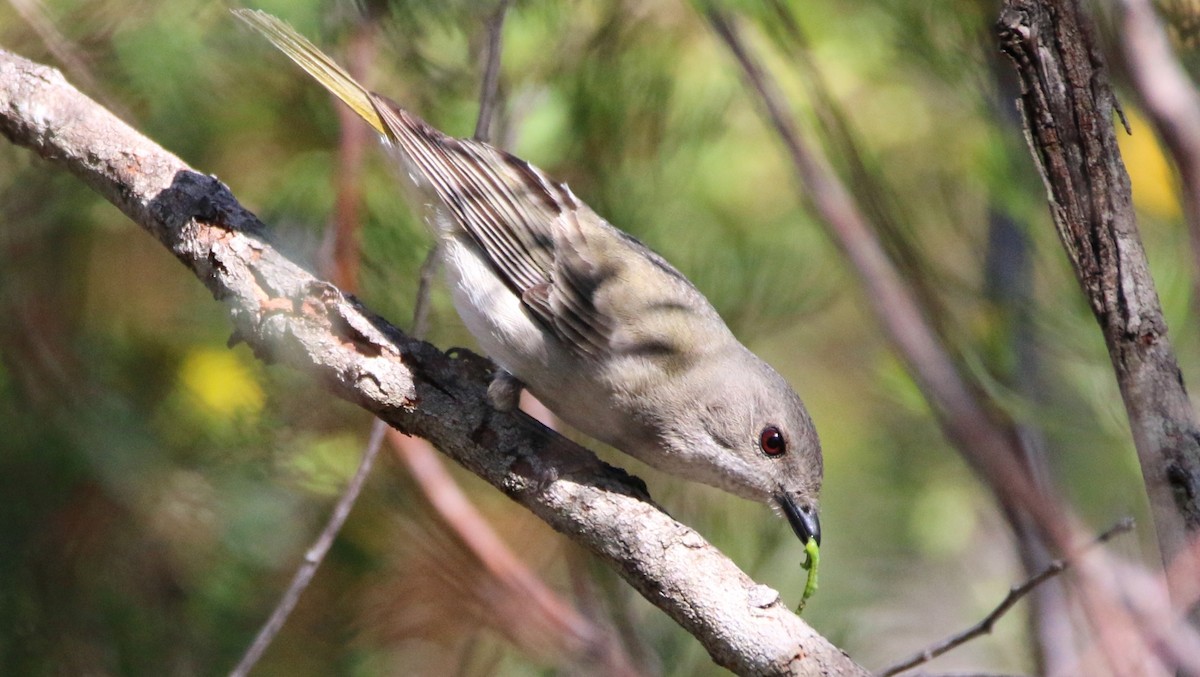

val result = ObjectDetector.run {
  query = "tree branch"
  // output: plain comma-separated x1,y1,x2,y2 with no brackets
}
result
705,5,1071,567
230,420,387,677
706,10,1200,672
996,0,1200,603
388,430,638,674
0,47,867,677
324,13,377,293
1116,0,1200,287
473,0,510,142
879,518,1135,677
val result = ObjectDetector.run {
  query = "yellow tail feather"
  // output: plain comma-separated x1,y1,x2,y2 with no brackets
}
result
233,9,387,136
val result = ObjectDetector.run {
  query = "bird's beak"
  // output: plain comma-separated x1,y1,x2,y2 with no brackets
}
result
776,493,821,547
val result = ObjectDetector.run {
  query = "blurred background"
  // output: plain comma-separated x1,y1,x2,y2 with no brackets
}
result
0,0,1195,674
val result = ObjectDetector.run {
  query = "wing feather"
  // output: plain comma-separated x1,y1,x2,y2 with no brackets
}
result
372,98,614,355
240,9,624,359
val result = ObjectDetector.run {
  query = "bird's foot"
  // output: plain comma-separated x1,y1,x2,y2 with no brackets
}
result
487,369,524,412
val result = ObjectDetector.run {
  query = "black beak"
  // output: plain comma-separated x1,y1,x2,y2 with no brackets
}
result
777,494,821,547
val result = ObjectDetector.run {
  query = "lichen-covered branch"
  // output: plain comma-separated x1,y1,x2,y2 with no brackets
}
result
0,47,867,677
997,0,1200,600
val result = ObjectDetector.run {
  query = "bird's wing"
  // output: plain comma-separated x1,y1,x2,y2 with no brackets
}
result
373,98,613,356
236,9,705,359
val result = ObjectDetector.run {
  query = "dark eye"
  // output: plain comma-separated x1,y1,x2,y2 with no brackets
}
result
759,426,786,457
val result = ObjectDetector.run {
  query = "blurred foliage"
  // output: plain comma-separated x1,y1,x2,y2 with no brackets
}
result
1,0,1197,675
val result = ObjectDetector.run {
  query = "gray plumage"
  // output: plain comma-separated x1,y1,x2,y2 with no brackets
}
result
236,9,823,547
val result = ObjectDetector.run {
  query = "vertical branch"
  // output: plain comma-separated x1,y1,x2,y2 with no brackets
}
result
755,4,1079,668
325,17,377,292
1116,0,1200,288
704,12,1200,670
997,0,1200,603
473,0,510,142
759,7,1084,662
705,8,1045,539
409,243,441,340
759,0,949,329
987,49,1081,668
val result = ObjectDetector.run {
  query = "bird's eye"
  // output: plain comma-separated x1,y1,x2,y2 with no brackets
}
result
759,426,786,457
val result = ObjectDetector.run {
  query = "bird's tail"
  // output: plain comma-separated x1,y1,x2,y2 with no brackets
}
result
233,9,387,137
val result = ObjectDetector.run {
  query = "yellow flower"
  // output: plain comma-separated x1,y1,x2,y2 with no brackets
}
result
1118,109,1182,220
178,347,265,420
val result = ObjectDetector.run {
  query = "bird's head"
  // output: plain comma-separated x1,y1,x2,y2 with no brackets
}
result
670,348,823,547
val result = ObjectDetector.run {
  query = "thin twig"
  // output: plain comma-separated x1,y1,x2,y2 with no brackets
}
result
410,242,441,340
878,518,1135,677
7,0,134,122
758,0,947,329
473,0,511,142
394,2,607,666
229,422,388,677
231,15,383,675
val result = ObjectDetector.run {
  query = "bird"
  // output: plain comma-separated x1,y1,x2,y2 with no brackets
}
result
234,9,823,551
